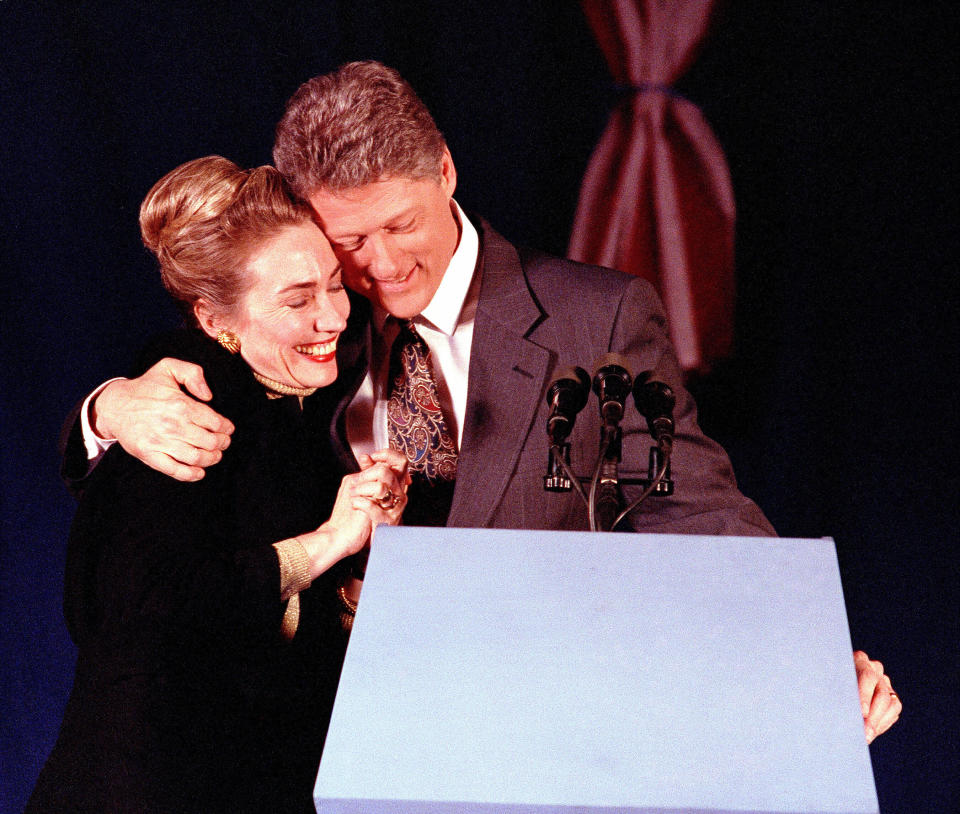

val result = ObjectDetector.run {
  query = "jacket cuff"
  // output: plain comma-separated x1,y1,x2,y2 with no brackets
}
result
273,537,313,600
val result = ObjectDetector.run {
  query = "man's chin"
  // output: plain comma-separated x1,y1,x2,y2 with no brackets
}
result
373,292,426,321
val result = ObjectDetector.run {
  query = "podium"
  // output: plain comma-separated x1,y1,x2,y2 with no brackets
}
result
315,528,878,814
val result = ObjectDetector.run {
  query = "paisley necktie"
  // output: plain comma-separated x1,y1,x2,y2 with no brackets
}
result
386,320,458,524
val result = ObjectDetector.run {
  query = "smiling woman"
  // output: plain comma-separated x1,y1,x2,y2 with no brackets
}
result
136,159,351,400
26,156,409,813
196,221,349,393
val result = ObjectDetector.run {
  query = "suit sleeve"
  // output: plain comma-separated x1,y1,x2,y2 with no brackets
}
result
609,277,776,536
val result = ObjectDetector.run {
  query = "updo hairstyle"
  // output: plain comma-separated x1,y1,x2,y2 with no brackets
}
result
139,155,314,325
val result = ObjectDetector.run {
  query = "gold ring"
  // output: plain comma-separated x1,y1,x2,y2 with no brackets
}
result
376,489,399,509
889,691,899,699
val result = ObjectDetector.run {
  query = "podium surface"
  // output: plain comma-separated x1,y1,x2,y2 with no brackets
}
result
315,529,878,814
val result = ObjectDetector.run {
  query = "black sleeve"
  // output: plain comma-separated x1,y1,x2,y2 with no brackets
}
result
64,439,285,652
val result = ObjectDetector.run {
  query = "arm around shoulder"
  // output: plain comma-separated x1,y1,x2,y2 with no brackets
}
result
90,358,233,481
60,340,235,492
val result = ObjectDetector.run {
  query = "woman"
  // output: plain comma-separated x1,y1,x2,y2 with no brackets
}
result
27,156,407,813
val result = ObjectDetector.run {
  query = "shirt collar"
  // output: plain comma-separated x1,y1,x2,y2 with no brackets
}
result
372,199,480,336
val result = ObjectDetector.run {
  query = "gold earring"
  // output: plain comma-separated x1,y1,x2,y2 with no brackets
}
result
217,329,241,354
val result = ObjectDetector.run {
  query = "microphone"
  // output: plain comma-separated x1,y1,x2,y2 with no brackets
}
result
633,374,676,453
545,366,590,445
544,366,590,493
589,355,633,530
591,354,634,430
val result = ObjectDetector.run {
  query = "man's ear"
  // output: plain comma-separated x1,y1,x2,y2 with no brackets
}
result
193,300,224,340
439,146,457,199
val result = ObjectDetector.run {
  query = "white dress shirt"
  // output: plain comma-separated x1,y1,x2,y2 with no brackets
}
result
80,379,122,459
345,201,480,461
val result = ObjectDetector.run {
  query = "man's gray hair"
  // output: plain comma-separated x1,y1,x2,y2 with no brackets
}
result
273,61,447,200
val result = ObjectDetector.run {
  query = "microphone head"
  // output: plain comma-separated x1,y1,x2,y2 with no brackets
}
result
592,353,634,427
632,374,676,444
546,365,591,412
545,365,590,444
592,352,634,376
632,375,676,419
591,353,633,401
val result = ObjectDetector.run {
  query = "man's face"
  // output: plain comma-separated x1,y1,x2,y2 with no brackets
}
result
307,149,460,320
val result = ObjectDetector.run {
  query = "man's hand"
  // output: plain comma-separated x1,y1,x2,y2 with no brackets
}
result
91,358,234,481
854,650,902,743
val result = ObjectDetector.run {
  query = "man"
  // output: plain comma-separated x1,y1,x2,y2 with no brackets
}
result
65,61,900,740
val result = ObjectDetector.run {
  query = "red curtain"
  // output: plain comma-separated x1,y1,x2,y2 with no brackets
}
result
569,0,734,373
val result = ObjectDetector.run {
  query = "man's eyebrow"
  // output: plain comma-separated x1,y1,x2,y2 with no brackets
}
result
328,207,418,240
385,207,417,227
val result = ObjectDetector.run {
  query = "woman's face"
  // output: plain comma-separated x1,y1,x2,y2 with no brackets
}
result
229,222,350,390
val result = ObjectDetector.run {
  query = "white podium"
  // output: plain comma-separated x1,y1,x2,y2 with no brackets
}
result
315,528,878,814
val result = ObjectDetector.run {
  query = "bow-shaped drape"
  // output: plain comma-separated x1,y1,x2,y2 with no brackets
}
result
569,0,734,373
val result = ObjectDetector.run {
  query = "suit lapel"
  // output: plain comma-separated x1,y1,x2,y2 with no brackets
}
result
448,220,551,527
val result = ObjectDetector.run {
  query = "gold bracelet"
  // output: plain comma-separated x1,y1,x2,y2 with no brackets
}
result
337,585,358,615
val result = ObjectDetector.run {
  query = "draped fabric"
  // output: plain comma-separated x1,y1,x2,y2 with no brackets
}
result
569,0,734,373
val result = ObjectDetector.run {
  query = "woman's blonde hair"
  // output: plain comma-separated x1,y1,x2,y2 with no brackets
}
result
139,155,314,324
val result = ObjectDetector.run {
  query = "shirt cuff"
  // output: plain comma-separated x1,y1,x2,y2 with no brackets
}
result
80,378,125,460
274,537,313,600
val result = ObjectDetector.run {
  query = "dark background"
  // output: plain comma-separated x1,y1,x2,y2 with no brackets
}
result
2,2,956,811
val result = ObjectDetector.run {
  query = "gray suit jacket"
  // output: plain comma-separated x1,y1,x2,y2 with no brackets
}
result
330,217,775,536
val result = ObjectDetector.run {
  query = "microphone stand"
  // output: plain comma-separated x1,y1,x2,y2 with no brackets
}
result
589,425,622,532
559,430,673,532
611,445,672,529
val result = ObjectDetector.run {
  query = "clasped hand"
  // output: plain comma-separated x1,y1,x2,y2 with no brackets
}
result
325,450,411,558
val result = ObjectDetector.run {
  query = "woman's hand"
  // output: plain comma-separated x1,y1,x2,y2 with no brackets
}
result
295,449,409,578
357,448,410,528
332,451,409,547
